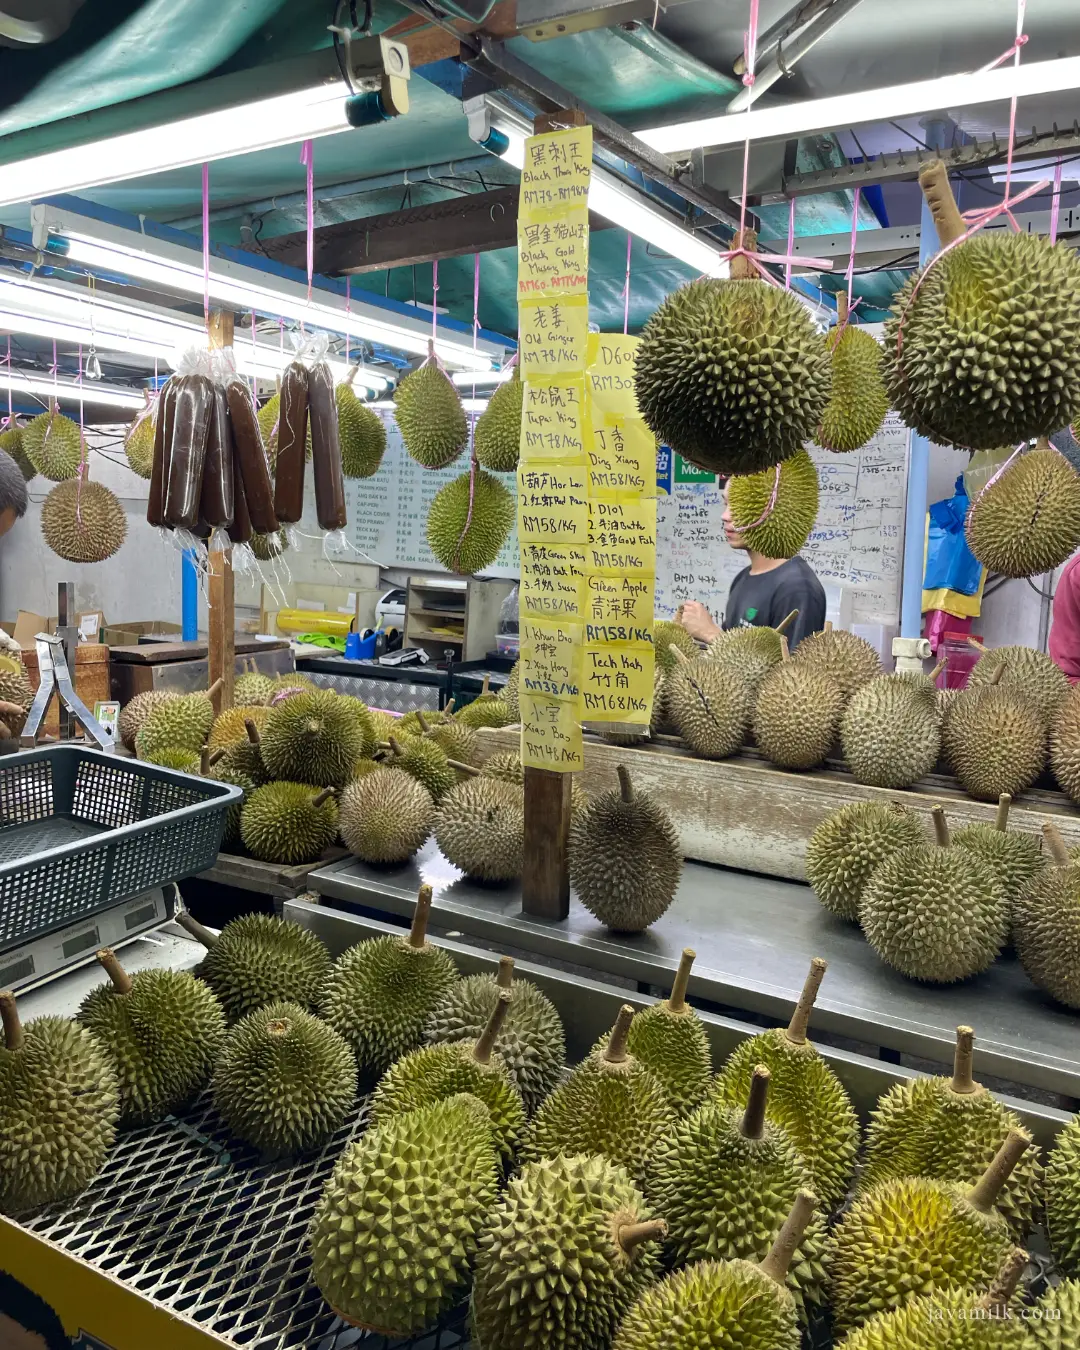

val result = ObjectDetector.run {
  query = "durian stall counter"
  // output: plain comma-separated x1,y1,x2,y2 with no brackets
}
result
306,841,1080,1108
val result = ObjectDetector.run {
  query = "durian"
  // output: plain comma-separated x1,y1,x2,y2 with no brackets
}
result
1013,822,1080,1009
1033,1277,1080,1348
711,958,859,1211
258,391,311,463
425,955,565,1114
135,685,217,758
205,759,252,847
425,713,478,764
806,800,925,922
176,911,332,1022
968,443,1080,577
654,619,698,673
623,948,711,1117
827,1130,1032,1333
1053,685,1080,803
753,652,844,770
727,450,819,559
394,363,468,469
339,766,434,864
667,646,754,758
841,670,942,788
251,528,287,561
124,410,155,478
882,161,1080,449
337,381,386,477
384,733,457,800
861,805,1008,983
519,1004,675,1184
141,746,201,772
371,991,526,1159
22,406,82,480
239,782,338,865
612,1193,817,1350
0,422,35,479
261,688,368,788
648,1066,828,1320
212,1000,356,1158
426,466,514,574
233,671,277,707
119,689,177,752
434,776,524,881
310,1094,499,1337
792,625,883,697
817,305,890,452
320,884,458,1076
455,681,516,728
635,260,833,476
943,666,1047,801
75,948,224,1128
213,716,270,786
208,704,270,750
475,370,522,472
501,660,520,719
953,794,1045,907
1047,1113,1080,1275
470,1151,665,1350
860,1025,1042,1239
969,644,1069,726
705,612,796,694
0,992,119,1214
42,477,126,563
0,657,35,737
568,766,682,932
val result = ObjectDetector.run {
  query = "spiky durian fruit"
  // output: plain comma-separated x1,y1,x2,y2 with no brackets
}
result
1047,1115,1080,1275
667,648,754,758
623,949,711,1117
339,766,434,863
77,949,225,1128
654,619,698,673
471,1152,665,1350
212,1001,356,1158
425,955,565,1114
177,911,332,1022
1032,1277,1080,1348
208,704,270,751
456,689,515,729
233,672,277,707
118,689,178,752
214,717,271,786
1013,822,1080,1010
520,1005,675,1184
135,688,216,757
124,410,155,478
22,407,82,480
141,746,201,772
953,795,1045,907
0,422,35,478
426,467,513,574
434,776,523,881
612,1194,816,1350
753,659,844,770
321,885,457,1076
792,627,883,698
258,391,311,463
882,162,1080,448
817,313,889,452
205,761,252,847
860,1026,1042,1239
861,805,1008,983
261,688,369,788
372,993,525,1159
239,782,338,865
500,660,520,719
250,528,287,561
727,450,819,559
635,272,833,476
568,766,681,932
0,992,119,1213
337,381,386,477
426,714,479,764
711,958,859,1212
384,733,457,801
969,645,1070,727
1053,685,1080,803
475,370,522,472
968,443,1080,578
42,478,126,562
705,614,795,694
807,801,925,922
600,666,667,747
311,1094,499,1337
841,671,942,788
943,670,1047,802
394,363,468,469
827,1130,1032,1333
648,1067,828,1321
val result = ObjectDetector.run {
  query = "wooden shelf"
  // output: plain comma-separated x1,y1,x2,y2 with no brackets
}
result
403,574,515,660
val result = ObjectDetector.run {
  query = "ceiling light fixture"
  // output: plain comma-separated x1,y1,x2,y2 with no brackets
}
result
2,369,146,410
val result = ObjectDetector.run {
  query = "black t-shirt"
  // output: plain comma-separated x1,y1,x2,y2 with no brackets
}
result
722,556,826,650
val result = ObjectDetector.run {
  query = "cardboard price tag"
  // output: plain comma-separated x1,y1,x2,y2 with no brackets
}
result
580,642,655,723
520,690,585,772
521,377,588,461
587,416,657,497
517,207,590,298
518,463,590,544
519,295,589,374
518,126,593,222
585,572,654,627
520,542,588,618
586,497,658,574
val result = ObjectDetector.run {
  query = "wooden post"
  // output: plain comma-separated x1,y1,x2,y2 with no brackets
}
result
207,307,235,714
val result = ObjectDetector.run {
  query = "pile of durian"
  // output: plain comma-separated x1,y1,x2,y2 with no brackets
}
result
10,921,1080,1350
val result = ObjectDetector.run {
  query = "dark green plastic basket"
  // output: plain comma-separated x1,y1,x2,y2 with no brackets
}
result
0,745,242,954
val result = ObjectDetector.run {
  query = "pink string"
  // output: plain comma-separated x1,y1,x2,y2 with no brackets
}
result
623,234,632,334
3,336,10,429
972,443,1026,509
345,277,351,361
735,461,782,531
472,253,480,350
784,197,795,290
202,163,210,322
431,260,439,343
1050,157,1064,244
76,343,85,527
845,186,861,318
452,448,479,573
299,140,314,303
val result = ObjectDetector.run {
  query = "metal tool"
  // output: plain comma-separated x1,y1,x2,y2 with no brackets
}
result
20,632,114,750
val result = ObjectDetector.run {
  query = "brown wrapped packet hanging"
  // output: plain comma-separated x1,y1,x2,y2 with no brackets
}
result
147,377,177,528
231,443,253,544
163,374,214,529
200,384,235,528
225,378,278,534
274,361,308,525
308,361,347,531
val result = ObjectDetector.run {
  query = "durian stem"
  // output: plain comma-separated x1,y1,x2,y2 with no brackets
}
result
447,758,480,776
779,635,790,662
669,645,691,666
474,990,512,1064
668,948,695,1013
480,675,491,698
245,718,262,747
952,1026,978,1095
209,748,226,766
497,956,515,990
775,609,799,637
444,699,457,716
605,1005,635,1063
388,736,403,758
980,1247,1028,1315
759,1191,818,1287
835,294,848,326
968,1130,1032,1214
917,160,967,245
967,637,989,653
97,947,133,994
416,710,432,735
200,745,210,775
987,663,1005,688
786,957,827,1045
206,677,224,700
408,883,434,949
0,991,22,1049
1043,820,1071,867
312,788,335,809
176,911,220,950
729,228,758,279
616,765,634,803
617,1219,668,1255
740,1065,771,1140
931,805,951,848
928,658,947,682
995,795,1012,832
824,620,833,632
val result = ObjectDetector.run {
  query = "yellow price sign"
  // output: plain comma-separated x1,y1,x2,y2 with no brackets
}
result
520,618,583,698
587,416,657,497
519,295,589,374
520,542,588,618
521,376,588,461
518,207,589,298
520,690,585,772
586,497,657,574
584,572,654,628
519,126,593,222
518,462,589,544
580,642,655,723
587,332,641,418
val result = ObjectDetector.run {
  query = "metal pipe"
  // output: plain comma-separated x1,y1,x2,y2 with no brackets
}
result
727,0,867,111
733,0,837,75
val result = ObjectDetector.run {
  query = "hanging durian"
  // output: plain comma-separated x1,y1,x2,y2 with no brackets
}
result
792,625,883,698
806,800,925,922
394,362,468,469
1013,822,1080,1010
817,296,890,452
426,466,514,574
22,406,82,480
0,420,36,479
968,441,1080,578
726,450,819,559
667,645,754,759
753,641,845,770
474,367,522,472
124,407,155,478
42,477,127,563
623,949,711,1117
251,528,288,561
337,380,387,477
943,664,1047,801
953,794,1045,908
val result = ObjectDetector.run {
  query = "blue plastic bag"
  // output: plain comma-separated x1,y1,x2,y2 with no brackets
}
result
924,475,984,596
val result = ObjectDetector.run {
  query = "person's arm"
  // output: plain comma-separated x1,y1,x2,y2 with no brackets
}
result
769,577,826,650
1049,556,1080,683
676,601,721,644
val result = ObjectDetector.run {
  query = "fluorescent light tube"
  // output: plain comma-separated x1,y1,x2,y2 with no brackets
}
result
2,370,146,410
637,55,1080,155
451,368,514,387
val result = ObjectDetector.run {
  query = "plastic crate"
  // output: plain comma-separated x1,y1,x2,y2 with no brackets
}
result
0,745,242,955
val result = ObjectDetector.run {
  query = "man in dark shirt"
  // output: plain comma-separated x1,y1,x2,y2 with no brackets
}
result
677,477,826,650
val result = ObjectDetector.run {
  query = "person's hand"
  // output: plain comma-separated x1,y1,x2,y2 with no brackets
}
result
676,601,721,644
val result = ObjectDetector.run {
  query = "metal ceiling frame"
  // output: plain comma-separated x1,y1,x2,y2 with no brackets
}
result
726,0,868,113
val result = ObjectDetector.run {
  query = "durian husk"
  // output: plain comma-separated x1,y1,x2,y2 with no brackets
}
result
41,477,127,563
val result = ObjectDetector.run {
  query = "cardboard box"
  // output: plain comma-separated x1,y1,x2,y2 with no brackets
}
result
13,609,110,650
101,619,183,647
